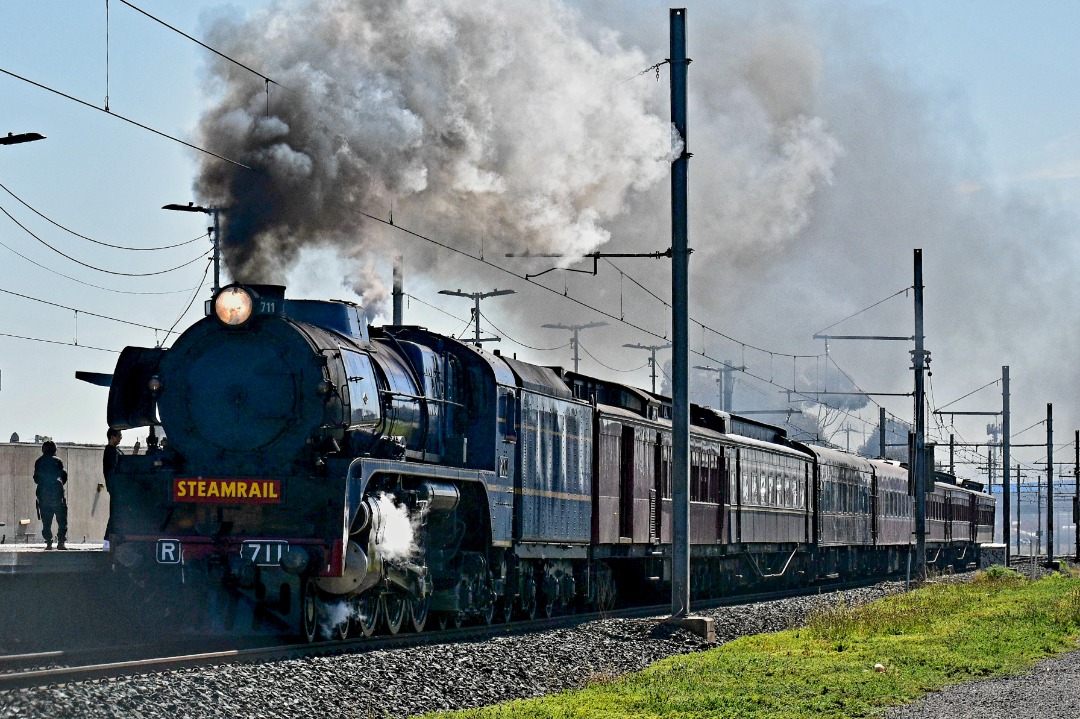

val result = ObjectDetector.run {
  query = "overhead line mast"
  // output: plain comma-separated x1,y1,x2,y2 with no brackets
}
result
669,7,692,622
437,288,515,345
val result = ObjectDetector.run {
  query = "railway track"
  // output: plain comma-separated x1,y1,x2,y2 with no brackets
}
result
0,575,898,692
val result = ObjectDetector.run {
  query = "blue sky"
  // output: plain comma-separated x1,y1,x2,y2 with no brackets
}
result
1,0,1078,498
898,1,1080,196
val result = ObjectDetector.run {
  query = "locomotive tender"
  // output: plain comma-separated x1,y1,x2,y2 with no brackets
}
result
101,284,995,639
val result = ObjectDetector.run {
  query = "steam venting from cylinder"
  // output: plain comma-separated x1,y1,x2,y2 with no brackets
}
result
325,484,459,597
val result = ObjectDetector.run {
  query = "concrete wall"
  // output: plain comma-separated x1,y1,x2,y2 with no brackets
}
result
0,442,122,543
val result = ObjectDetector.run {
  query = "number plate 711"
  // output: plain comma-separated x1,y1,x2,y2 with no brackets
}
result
241,540,288,566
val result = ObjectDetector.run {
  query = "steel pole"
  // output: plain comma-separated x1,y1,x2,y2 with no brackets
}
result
1038,472,1043,557
1074,430,1079,561
723,362,736,413
1001,366,1010,563
650,348,658,394
1048,403,1054,563
879,407,886,458
474,296,482,344
1016,464,1022,556
669,7,691,619
913,249,927,578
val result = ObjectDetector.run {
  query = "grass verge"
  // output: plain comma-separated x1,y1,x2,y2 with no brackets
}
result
425,568,1080,719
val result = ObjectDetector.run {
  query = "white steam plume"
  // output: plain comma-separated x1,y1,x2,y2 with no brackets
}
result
372,492,418,564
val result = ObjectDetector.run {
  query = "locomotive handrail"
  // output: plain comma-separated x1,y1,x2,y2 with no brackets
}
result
378,389,463,408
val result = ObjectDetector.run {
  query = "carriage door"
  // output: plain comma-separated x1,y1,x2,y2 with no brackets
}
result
871,473,879,545
651,433,663,543
619,425,635,539
735,448,743,544
716,447,726,540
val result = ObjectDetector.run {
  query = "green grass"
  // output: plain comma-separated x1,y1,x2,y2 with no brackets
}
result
425,569,1080,719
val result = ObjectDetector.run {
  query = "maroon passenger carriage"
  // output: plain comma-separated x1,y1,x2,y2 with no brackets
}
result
563,371,994,602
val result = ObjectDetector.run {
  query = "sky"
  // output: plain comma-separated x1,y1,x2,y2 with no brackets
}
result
2,0,1080,504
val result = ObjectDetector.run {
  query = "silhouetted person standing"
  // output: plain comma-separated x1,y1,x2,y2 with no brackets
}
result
102,428,122,547
33,440,67,550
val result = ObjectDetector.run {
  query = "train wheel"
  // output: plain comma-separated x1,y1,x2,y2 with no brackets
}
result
300,578,320,643
540,593,556,619
539,574,556,619
355,593,380,638
480,597,496,625
497,597,514,624
408,595,429,633
519,573,537,620
383,593,407,635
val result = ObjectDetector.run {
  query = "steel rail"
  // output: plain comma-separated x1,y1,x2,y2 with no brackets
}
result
0,574,898,692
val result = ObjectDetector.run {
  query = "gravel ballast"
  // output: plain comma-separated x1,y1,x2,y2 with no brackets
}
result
881,649,1080,719
0,582,908,719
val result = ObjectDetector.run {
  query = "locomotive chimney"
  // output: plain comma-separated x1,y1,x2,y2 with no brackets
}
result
392,255,404,325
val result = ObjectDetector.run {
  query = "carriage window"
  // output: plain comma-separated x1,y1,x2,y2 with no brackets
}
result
341,350,382,426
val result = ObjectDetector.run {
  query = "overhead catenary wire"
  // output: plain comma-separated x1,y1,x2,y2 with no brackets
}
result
0,204,211,276
814,286,914,336
356,209,910,440
116,0,291,93
578,342,649,374
477,309,570,352
0,331,118,353
402,293,473,327
0,285,169,332
0,231,205,295
604,257,823,360
161,258,213,345
935,376,1003,412
0,181,207,251
0,66,251,170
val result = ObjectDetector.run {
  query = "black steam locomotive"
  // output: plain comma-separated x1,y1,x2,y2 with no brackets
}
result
100,284,994,640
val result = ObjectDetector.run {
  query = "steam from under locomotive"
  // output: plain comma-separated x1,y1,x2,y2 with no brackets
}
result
371,492,419,564
193,0,677,316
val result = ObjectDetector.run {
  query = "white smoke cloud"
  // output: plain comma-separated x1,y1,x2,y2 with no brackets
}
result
194,0,675,308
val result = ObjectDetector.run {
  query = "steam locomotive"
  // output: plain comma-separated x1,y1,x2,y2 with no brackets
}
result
98,284,995,640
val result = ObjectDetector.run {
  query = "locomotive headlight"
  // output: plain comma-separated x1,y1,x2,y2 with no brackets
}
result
147,375,163,396
214,286,254,326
